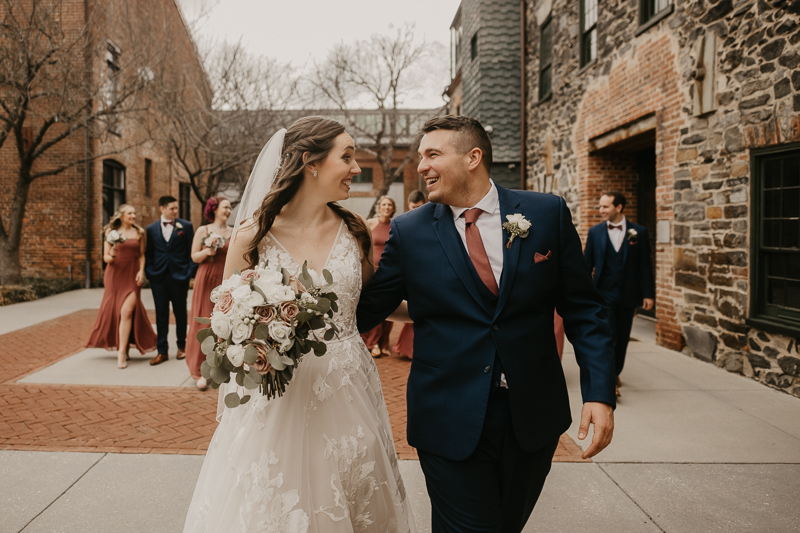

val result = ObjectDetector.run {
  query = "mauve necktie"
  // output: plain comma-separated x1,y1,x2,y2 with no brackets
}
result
608,223,622,230
463,208,499,296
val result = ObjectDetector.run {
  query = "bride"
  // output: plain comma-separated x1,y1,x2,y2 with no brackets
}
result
183,117,416,533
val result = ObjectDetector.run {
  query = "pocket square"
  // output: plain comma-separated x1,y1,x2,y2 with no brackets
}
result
534,251,552,263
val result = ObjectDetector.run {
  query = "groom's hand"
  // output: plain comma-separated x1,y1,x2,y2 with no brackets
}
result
578,402,614,459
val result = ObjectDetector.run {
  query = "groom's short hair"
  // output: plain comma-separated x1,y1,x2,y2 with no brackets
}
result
159,195,177,207
420,115,493,172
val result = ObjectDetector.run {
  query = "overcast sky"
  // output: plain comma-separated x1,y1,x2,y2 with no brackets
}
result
177,0,462,108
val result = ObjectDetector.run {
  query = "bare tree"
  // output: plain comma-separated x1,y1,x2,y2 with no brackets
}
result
308,24,444,218
152,39,297,210
0,0,173,285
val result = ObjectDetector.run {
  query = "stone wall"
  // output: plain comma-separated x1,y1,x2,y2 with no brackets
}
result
524,0,800,396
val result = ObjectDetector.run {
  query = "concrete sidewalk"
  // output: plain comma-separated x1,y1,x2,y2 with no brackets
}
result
2,291,800,532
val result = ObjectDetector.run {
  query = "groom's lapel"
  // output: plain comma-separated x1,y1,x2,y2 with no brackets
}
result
432,203,491,314
494,186,521,317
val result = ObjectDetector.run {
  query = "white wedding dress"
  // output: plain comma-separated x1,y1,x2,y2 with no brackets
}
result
183,222,416,533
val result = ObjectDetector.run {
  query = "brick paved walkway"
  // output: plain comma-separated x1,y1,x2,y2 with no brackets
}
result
0,310,586,461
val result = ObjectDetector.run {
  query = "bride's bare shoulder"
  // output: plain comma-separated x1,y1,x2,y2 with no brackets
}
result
234,219,258,241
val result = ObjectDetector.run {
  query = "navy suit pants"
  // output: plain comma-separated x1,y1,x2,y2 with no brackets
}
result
607,303,636,377
150,278,189,355
417,386,559,533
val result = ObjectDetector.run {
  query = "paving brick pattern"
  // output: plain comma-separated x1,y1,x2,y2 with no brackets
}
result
0,310,586,462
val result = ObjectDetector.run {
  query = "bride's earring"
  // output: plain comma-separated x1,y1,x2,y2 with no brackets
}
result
312,169,318,178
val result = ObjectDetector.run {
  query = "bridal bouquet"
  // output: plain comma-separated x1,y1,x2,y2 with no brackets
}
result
195,261,340,408
202,232,227,262
106,230,127,245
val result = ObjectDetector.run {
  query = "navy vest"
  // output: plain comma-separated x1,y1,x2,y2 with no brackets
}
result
597,240,624,304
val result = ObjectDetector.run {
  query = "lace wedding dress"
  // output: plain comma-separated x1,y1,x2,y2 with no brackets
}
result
183,221,416,533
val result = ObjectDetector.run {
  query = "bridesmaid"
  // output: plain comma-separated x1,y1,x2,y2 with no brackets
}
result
86,205,157,368
185,197,232,389
393,190,426,359
361,195,397,358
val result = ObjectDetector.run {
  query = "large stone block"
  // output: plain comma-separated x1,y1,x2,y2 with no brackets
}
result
676,272,707,292
778,356,800,377
683,326,718,362
675,203,706,221
747,352,772,369
674,248,698,271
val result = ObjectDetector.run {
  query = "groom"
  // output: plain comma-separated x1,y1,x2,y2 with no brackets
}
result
357,116,616,532
145,195,194,365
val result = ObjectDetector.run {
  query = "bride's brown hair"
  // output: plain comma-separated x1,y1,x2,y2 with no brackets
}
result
242,116,372,269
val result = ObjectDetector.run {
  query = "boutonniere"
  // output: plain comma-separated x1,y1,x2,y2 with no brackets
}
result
175,222,183,230
502,214,531,249
627,228,638,244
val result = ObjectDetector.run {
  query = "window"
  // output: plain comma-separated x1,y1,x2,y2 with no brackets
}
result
102,160,125,226
353,168,373,184
640,0,673,28
179,182,191,221
104,42,121,135
750,145,800,335
539,18,552,101
144,158,152,197
470,31,478,62
581,0,598,67
450,19,463,78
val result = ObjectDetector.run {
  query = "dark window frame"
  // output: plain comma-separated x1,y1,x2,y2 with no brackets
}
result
580,0,598,67
747,142,800,337
105,42,121,136
470,31,478,62
353,167,374,184
179,182,191,221
144,158,152,197
102,160,126,226
539,17,553,101
638,0,674,33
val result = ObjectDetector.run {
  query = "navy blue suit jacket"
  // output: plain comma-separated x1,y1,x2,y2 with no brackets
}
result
584,221,655,308
356,185,615,461
145,219,194,283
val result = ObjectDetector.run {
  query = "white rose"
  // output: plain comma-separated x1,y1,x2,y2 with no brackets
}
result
231,284,252,303
506,213,531,232
210,313,232,339
220,274,242,293
256,267,283,284
231,319,253,344
209,286,222,303
268,321,294,352
226,344,245,367
308,269,325,288
242,290,265,308
262,284,296,305
107,230,120,242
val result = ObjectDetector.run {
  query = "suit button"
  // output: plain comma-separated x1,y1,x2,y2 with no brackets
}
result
484,365,491,374
492,325,499,331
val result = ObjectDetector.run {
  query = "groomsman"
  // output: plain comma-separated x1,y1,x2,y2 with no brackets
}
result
584,191,655,396
145,195,194,365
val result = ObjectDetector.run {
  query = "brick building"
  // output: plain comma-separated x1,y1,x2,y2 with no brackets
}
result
517,0,800,395
0,0,208,286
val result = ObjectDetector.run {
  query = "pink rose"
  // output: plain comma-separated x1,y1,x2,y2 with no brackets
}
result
287,276,307,294
240,269,259,283
253,343,275,375
254,305,277,324
216,291,234,314
279,301,299,323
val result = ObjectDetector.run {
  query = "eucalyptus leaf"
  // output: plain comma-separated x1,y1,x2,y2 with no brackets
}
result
296,311,314,323
327,293,339,302
244,345,259,365
281,268,291,285
206,350,218,367
309,316,325,330
200,336,216,356
210,380,220,389
210,366,229,384
243,374,260,390
254,324,270,340
330,301,339,313
316,298,331,314
278,353,295,367
200,361,211,379
196,328,213,343
194,317,211,324
323,269,333,285
252,285,267,301
323,329,335,341
240,395,251,405
235,370,245,386
224,392,241,408
267,348,287,371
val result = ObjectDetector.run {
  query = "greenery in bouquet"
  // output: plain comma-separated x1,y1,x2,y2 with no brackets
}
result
195,260,339,408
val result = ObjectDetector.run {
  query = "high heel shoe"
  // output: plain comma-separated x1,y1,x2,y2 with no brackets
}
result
117,352,128,369
371,345,382,358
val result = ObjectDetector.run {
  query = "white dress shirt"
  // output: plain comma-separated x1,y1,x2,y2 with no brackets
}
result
161,215,175,242
606,216,627,252
450,181,504,286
